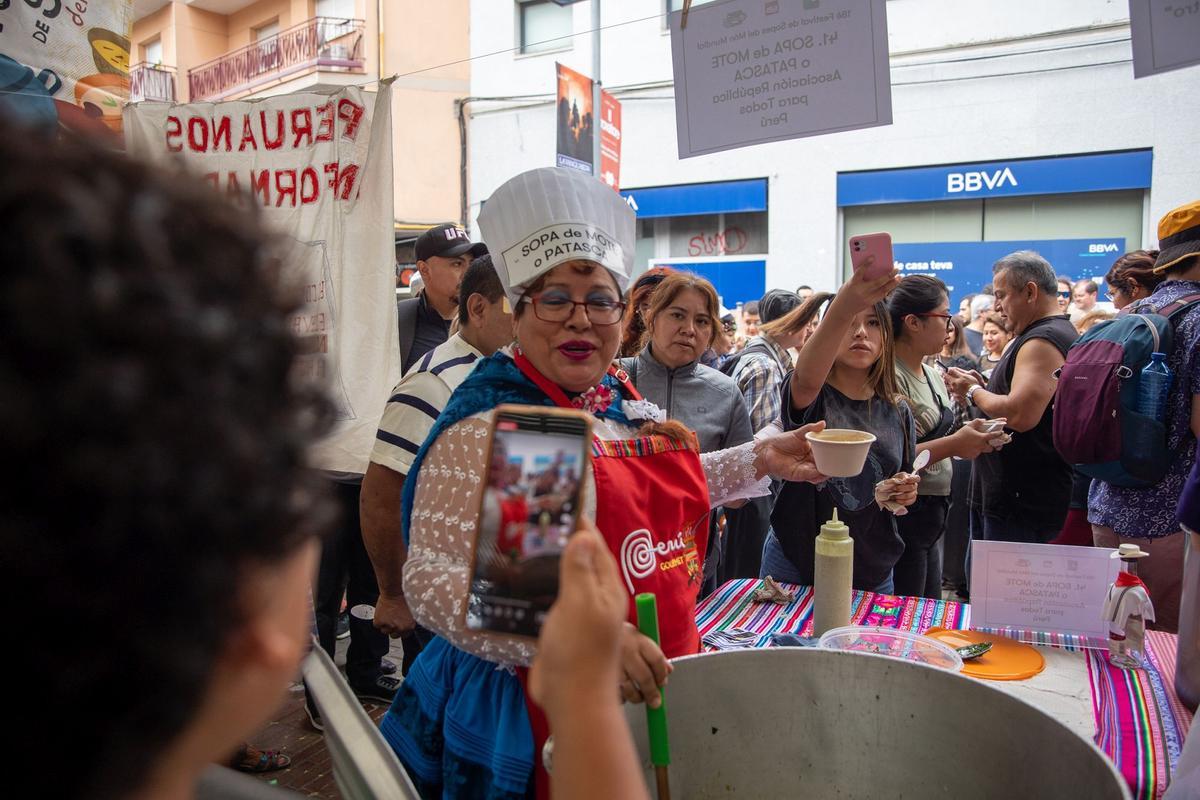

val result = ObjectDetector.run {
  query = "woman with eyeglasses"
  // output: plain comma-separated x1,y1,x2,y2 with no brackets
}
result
1104,249,1166,310
887,276,1009,598
382,168,827,799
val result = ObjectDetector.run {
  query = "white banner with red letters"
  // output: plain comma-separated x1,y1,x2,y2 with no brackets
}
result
124,85,400,474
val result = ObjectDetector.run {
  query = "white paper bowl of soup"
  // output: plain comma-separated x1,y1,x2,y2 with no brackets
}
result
804,429,876,477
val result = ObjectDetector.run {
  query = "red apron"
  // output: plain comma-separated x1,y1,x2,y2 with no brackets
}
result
513,353,711,798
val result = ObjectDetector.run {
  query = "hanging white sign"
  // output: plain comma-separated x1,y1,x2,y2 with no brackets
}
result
669,0,892,159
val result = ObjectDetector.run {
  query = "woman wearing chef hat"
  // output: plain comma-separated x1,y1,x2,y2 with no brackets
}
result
379,167,828,798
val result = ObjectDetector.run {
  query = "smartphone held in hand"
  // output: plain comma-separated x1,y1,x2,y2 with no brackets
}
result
849,232,894,280
466,405,592,638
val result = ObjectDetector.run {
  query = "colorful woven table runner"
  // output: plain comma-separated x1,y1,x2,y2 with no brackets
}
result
696,578,971,649
1086,630,1193,799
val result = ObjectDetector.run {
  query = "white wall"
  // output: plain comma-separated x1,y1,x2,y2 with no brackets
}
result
466,0,1200,291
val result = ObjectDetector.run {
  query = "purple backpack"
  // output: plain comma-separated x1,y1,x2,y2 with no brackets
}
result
1052,293,1200,488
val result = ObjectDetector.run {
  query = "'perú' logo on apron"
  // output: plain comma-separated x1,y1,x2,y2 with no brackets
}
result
619,528,696,594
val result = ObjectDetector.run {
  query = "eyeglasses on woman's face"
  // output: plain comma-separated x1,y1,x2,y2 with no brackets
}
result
523,290,626,325
914,312,953,331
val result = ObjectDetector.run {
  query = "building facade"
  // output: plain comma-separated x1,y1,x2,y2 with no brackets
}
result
465,0,1199,306
130,0,471,286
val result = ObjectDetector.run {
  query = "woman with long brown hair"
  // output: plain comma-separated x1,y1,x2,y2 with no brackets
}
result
764,265,921,593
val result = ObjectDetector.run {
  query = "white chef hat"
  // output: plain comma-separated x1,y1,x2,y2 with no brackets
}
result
477,167,635,306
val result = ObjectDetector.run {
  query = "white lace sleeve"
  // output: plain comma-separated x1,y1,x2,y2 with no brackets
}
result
701,440,770,507
402,414,537,667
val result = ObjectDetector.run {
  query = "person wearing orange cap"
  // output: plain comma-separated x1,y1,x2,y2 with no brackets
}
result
1088,201,1200,633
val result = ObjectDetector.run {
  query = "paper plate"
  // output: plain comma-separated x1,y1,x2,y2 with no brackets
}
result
923,627,1045,681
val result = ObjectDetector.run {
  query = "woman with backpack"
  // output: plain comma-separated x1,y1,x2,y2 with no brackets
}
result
1087,206,1200,632
887,276,1010,598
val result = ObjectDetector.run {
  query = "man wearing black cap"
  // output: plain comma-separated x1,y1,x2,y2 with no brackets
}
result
398,223,487,373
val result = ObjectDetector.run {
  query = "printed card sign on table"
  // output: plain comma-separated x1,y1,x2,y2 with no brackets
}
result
971,541,1121,648
668,0,892,159
1129,0,1200,78
124,86,400,474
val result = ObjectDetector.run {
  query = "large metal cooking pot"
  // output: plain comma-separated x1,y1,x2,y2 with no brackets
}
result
623,649,1129,799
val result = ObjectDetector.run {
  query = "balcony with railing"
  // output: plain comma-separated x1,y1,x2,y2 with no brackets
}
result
188,17,365,103
129,63,177,103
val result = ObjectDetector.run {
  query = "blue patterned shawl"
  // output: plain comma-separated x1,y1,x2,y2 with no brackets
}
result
400,350,633,544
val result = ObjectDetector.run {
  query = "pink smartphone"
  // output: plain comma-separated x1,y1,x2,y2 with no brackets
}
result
849,232,894,280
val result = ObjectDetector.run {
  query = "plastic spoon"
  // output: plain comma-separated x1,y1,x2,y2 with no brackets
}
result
955,641,994,660
912,450,932,473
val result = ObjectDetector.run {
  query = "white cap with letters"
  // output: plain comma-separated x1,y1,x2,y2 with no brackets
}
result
478,167,635,306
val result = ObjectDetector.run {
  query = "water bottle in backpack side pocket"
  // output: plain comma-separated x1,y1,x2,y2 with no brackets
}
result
1136,352,1174,421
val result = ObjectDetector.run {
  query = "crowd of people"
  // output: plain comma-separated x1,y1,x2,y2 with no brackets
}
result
15,117,1200,800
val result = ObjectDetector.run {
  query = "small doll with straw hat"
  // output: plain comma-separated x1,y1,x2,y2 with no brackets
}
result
1103,543,1155,669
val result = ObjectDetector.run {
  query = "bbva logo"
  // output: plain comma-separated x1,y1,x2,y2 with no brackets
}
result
946,167,1018,193
1089,243,1120,253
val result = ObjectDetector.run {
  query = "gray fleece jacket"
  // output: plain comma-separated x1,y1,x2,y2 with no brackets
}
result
618,345,753,453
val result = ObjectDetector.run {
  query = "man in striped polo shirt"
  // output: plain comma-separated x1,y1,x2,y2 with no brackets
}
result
361,256,513,674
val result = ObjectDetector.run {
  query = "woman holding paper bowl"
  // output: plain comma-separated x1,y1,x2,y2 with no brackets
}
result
886,275,1010,598
379,167,828,799
762,263,921,595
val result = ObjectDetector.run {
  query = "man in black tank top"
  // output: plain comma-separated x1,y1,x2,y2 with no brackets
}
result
945,251,1078,543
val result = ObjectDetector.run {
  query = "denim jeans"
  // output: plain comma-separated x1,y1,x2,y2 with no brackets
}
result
759,532,895,595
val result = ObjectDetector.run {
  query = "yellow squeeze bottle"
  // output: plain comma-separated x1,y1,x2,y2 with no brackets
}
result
813,509,853,637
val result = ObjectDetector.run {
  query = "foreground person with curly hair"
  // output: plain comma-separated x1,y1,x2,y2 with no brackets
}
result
0,123,338,800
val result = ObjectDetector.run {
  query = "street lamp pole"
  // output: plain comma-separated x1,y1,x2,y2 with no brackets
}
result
591,0,602,175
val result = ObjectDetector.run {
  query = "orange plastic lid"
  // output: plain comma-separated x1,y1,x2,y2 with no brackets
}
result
923,627,1046,681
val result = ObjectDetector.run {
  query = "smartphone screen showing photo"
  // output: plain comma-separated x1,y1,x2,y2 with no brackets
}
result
466,406,590,637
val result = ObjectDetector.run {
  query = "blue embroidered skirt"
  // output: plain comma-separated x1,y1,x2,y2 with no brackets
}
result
380,636,535,799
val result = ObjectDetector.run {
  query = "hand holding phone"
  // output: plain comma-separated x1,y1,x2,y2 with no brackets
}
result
467,405,592,638
849,232,895,281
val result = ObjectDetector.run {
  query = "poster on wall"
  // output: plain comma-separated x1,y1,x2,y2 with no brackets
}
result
124,86,401,473
891,238,1126,307
598,88,621,190
1129,0,1200,78
0,0,132,146
669,0,892,159
555,61,594,174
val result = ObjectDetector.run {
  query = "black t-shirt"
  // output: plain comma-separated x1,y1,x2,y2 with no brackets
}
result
406,293,451,372
972,314,1078,533
771,379,915,590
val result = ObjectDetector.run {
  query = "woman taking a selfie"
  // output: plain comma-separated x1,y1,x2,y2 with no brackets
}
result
381,167,827,799
763,264,919,593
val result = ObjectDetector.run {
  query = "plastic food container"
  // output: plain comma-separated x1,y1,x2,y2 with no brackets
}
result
818,625,964,672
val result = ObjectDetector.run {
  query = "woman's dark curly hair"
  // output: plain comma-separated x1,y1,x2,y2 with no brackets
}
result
0,125,337,798
1106,249,1165,298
